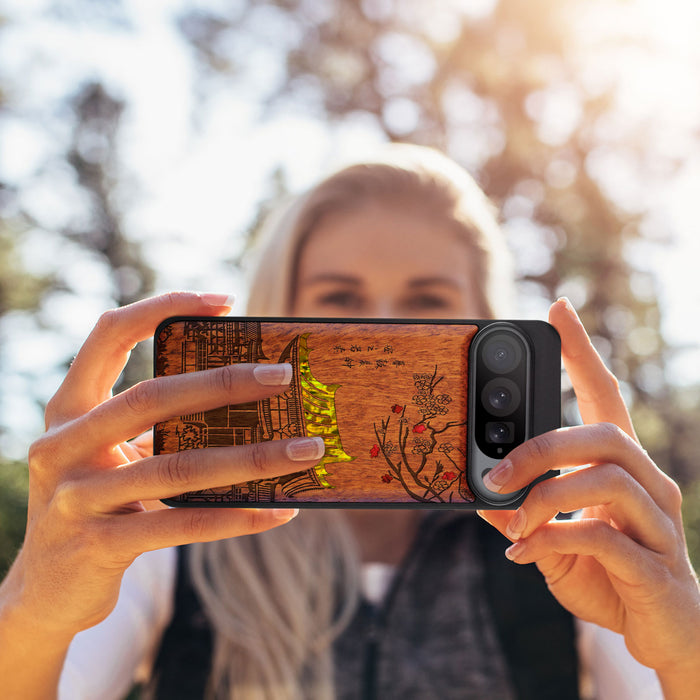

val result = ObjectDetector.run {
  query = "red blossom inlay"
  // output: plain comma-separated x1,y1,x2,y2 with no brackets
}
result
370,444,380,458
412,423,426,433
381,473,393,483
443,471,457,481
391,404,403,414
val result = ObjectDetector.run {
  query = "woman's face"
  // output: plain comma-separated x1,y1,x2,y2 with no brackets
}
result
293,202,485,319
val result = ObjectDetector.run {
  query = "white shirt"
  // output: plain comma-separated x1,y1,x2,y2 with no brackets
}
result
59,548,663,700
59,548,176,700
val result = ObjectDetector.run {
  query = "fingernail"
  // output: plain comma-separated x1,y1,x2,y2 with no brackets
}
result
199,293,236,309
505,541,527,561
506,509,527,540
254,363,293,386
273,508,299,521
557,296,578,319
483,460,512,493
286,436,325,462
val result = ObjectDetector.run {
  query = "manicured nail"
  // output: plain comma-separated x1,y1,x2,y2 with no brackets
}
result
506,509,527,540
505,541,527,561
557,296,578,319
483,460,512,493
254,363,293,386
273,508,299,521
199,293,236,309
286,436,325,462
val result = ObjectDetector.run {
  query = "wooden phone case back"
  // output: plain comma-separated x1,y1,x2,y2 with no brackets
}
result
154,318,479,506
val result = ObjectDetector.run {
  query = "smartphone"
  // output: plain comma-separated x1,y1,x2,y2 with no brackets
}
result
153,317,560,509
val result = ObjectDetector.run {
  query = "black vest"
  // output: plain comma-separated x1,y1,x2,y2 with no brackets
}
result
148,514,579,699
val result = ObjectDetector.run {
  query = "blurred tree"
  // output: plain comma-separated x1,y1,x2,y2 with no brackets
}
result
0,196,48,576
3,77,155,411
0,12,47,570
0,48,155,569
61,80,157,391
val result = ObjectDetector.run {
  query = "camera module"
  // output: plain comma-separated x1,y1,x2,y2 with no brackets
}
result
468,323,531,494
467,320,560,507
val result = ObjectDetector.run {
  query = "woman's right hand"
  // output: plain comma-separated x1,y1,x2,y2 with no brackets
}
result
1,292,322,642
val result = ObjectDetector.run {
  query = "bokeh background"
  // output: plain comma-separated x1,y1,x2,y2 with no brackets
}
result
1,0,700,575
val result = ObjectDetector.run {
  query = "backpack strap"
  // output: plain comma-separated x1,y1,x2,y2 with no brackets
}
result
477,516,580,700
147,546,212,699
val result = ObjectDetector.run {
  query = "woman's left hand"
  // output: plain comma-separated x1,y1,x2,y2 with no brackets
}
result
478,298,700,697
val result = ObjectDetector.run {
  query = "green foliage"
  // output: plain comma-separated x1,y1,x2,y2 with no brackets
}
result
682,478,700,572
0,460,28,577
0,224,54,316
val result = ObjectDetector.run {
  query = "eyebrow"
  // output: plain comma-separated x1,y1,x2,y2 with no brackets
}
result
407,277,462,290
302,273,362,286
302,274,462,290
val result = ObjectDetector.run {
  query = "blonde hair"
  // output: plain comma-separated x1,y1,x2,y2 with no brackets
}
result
189,512,359,700
188,145,514,699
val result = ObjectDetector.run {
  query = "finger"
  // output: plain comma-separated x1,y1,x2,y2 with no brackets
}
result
68,362,293,454
120,431,152,461
87,437,326,508
47,292,235,424
504,464,676,554
120,441,143,462
127,430,153,459
109,507,300,558
503,517,663,588
548,298,636,439
483,423,681,515
476,509,516,540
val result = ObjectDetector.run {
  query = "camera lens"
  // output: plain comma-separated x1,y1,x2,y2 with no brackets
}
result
481,378,521,417
486,421,514,444
482,334,523,374
489,387,510,411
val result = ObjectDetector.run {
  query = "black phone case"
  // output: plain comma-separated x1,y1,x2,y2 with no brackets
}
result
154,317,560,509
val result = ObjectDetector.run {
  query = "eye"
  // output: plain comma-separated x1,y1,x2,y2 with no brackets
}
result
315,290,366,311
402,294,451,311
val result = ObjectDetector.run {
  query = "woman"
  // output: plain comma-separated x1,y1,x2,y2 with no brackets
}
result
0,146,697,699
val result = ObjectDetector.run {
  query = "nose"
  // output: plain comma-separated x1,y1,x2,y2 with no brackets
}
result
365,300,398,319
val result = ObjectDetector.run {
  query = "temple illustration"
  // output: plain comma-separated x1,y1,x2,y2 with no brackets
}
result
169,320,353,503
